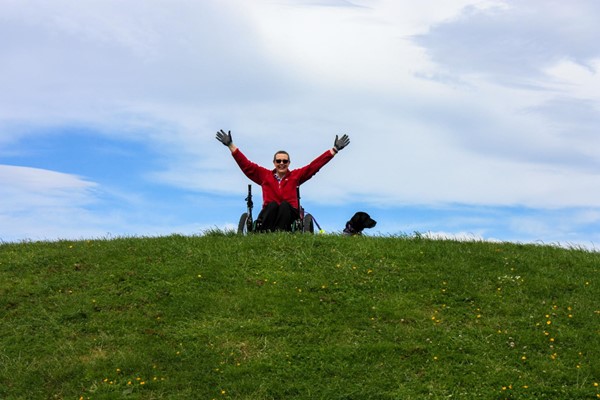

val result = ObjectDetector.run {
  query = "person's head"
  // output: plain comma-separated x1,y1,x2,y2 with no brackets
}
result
273,150,290,174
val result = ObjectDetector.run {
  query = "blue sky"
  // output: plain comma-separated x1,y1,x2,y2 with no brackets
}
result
1,0,600,248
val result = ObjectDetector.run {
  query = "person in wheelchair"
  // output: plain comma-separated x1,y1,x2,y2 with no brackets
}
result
216,129,350,232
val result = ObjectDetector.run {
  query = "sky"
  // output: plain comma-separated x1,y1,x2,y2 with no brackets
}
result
1,0,600,248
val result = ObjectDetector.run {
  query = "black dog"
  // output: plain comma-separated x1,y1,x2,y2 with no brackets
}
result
343,212,377,235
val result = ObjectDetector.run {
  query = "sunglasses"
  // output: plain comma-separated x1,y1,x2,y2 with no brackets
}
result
274,159,289,164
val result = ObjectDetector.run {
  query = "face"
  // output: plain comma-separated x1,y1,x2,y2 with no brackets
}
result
273,152,290,174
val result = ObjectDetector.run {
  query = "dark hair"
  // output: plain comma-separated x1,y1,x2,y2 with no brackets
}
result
273,150,290,162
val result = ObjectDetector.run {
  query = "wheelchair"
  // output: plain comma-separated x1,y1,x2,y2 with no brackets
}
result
237,184,319,234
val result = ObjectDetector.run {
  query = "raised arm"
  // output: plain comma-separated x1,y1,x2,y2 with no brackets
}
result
294,134,350,184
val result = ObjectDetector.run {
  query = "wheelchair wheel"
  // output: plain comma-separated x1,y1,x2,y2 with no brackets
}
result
237,213,251,235
303,213,315,233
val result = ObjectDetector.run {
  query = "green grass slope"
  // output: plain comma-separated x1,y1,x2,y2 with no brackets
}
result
1,233,599,399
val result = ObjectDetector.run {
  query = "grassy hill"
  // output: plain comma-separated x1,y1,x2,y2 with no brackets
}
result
1,233,599,399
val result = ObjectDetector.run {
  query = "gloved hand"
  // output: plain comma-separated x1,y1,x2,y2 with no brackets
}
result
333,134,350,152
216,129,232,146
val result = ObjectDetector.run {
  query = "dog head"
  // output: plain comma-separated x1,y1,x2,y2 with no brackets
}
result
343,211,377,235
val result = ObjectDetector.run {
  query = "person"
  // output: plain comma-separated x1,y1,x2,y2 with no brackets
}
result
216,129,350,232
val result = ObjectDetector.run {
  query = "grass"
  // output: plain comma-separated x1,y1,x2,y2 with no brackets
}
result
1,232,599,399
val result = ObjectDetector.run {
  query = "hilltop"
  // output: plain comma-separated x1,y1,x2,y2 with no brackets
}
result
1,233,599,399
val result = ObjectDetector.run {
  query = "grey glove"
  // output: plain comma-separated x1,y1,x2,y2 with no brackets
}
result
334,134,350,152
216,129,232,146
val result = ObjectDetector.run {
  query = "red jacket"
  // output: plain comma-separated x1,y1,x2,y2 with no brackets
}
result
232,148,334,209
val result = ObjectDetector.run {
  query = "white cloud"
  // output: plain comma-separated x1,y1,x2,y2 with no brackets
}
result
414,0,600,82
0,164,215,241
0,0,292,132
0,165,99,240
0,165,96,206
543,58,600,101
241,0,483,92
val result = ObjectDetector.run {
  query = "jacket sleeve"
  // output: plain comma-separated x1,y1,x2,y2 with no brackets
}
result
295,150,335,184
231,148,270,185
